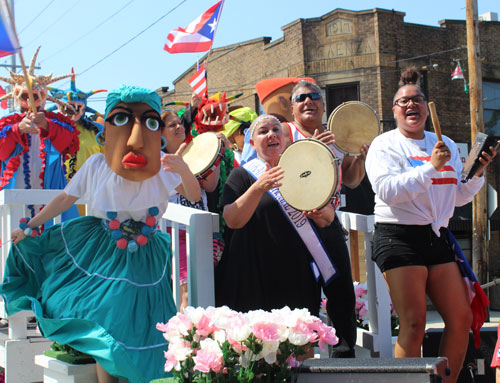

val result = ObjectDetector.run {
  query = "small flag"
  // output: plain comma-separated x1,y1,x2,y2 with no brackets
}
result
164,0,223,54
0,0,20,58
451,63,464,80
188,63,207,96
447,229,489,349
451,62,468,94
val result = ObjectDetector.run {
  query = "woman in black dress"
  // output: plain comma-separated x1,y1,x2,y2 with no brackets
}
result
215,115,347,319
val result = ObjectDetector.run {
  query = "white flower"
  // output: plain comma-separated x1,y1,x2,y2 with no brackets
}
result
183,306,206,326
257,340,280,364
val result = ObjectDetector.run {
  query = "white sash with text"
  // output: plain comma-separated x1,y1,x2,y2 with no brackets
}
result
243,158,337,284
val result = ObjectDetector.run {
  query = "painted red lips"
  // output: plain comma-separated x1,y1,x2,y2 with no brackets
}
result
122,152,147,168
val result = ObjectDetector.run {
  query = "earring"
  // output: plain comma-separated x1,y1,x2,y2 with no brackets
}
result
96,131,105,146
161,136,167,150
232,143,239,151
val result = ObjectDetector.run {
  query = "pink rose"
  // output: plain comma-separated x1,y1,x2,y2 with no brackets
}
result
252,322,280,342
193,349,223,373
196,314,217,337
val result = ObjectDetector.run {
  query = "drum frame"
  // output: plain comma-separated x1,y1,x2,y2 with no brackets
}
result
327,100,380,157
182,132,223,180
278,139,341,211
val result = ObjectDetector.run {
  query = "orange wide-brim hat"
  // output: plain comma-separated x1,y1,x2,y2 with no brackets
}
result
256,77,316,104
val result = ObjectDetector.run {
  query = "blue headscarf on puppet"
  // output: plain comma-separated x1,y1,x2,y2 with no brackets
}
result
104,85,162,119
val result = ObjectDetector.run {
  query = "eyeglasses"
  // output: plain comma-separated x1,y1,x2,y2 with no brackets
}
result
394,96,426,107
293,92,322,103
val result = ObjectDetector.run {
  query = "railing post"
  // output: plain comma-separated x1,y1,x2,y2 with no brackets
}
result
187,213,215,308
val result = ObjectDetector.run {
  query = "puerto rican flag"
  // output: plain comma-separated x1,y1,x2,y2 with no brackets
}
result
188,63,207,96
164,1,223,54
0,0,20,58
407,156,457,185
446,229,489,349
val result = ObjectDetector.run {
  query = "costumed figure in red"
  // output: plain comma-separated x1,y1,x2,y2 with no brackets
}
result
0,46,79,220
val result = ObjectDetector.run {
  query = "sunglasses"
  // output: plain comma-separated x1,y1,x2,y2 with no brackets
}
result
293,92,322,103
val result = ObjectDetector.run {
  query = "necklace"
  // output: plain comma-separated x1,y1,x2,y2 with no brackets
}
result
407,133,428,153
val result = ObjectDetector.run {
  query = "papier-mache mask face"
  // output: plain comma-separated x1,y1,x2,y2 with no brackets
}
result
48,68,107,121
256,77,317,122
0,46,74,111
103,85,164,182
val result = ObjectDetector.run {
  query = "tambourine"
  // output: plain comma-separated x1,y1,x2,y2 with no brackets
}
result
182,132,223,179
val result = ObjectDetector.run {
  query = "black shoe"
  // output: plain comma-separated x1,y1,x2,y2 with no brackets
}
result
330,348,356,358
329,338,356,358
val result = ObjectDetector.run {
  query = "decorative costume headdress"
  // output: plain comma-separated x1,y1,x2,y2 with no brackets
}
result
48,68,106,121
222,107,258,138
0,46,74,111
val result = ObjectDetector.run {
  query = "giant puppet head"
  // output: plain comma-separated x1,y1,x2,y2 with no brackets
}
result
103,85,164,182
48,68,107,121
193,92,230,134
0,46,74,112
255,77,316,122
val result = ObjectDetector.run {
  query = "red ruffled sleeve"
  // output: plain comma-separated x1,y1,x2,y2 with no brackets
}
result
0,113,27,161
41,111,79,155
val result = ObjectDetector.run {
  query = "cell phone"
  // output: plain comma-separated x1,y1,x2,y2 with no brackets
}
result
461,133,498,182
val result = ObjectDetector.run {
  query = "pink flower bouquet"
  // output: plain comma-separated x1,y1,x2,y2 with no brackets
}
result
156,306,338,383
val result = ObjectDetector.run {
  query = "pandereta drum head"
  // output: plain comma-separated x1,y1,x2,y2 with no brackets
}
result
182,132,221,177
328,101,380,156
278,139,339,211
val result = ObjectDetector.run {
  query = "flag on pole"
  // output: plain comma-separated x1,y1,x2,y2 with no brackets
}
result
447,229,489,349
451,63,464,80
188,63,207,96
164,0,223,54
0,0,20,57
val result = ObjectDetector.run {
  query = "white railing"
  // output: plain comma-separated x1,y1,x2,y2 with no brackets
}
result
0,189,219,382
337,211,394,357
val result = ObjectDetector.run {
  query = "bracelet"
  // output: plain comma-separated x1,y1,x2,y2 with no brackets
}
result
19,217,41,237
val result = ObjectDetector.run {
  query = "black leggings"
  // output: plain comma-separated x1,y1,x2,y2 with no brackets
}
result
321,217,357,350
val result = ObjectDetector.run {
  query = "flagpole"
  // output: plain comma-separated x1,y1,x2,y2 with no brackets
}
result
203,0,225,96
4,0,36,112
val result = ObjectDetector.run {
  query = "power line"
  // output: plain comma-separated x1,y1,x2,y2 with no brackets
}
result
18,0,58,35
165,46,470,97
40,0,137,64
23,0,83,48
65,0,187,82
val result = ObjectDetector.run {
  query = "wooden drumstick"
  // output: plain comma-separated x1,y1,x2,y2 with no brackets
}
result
428,101,443,142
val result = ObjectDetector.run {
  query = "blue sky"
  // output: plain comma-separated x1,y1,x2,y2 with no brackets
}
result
5,0,499,113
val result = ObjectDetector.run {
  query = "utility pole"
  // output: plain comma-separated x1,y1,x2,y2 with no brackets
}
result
466,0,487,284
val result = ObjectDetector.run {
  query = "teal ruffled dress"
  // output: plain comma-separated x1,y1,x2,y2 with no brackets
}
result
1,154,181,383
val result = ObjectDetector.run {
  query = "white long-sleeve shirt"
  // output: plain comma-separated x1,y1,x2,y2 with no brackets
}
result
365,128,484,235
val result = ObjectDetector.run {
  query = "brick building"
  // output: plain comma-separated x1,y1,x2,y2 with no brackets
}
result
160,8,500,291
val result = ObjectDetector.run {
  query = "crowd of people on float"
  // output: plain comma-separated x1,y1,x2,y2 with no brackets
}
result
0,54,498,383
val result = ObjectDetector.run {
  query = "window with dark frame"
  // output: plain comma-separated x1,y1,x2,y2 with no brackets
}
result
325,82,360,118
484,81,500,137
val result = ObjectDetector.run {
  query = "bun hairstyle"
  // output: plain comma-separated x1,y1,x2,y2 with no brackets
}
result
393,66,424,105
398,66,421,86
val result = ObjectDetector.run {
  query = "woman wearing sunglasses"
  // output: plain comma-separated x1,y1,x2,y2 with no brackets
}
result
365,67,497,382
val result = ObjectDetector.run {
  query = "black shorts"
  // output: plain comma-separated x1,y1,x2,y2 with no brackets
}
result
372,223,455,273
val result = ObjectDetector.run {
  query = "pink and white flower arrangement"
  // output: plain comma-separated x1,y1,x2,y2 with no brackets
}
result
156,306,338,383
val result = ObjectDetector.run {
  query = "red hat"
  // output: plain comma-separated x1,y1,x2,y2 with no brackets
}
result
256,77,316,104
